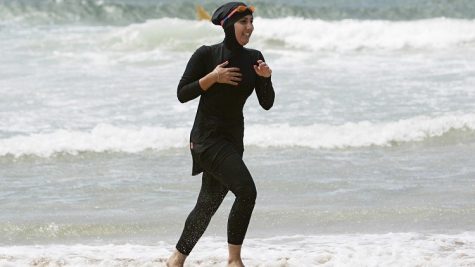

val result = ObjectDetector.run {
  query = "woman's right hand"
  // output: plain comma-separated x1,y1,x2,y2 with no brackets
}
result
213,61,242,86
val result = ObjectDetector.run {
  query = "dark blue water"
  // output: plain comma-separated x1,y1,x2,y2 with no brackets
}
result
1,0,475,26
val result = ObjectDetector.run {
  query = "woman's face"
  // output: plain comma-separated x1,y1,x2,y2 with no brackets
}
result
234,15,254,46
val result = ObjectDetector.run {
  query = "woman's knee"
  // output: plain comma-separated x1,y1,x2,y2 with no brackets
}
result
233,182,257,202
196,192,226,214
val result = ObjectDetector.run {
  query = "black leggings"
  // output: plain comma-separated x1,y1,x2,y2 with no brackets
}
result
175,142,257,255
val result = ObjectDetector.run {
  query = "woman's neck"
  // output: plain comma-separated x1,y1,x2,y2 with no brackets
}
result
224,26,243,52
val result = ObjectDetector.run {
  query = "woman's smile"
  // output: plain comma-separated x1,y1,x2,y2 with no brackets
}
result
235,15,254,46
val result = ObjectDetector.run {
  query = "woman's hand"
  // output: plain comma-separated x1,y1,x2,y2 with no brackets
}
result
213,61,242,86
254,60,272,78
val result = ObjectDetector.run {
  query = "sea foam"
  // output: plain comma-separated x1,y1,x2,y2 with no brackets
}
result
1,113,474,157
0,232,474,266
2,0,475,24
105,17,475,52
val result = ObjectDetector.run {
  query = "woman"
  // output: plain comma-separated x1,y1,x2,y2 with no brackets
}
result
167,2,275,267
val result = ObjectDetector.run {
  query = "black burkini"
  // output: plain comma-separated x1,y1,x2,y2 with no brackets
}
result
175,2,275,256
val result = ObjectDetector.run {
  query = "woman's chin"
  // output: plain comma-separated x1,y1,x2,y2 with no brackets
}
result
238,39,250,46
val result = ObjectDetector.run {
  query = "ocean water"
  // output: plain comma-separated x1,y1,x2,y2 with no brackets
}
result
1,0,475,266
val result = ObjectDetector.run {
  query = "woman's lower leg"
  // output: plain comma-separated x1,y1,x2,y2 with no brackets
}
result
166,249,187,267
175,172,228,255
227,185,257,245
228,243,244,266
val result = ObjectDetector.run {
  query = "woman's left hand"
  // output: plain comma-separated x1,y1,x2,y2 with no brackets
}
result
254,60,272,78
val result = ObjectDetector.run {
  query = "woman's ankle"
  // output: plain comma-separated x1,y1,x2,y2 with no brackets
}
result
228,243,243,265
169,249,187,264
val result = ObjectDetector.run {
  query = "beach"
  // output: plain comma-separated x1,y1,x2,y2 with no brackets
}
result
1,0,475,266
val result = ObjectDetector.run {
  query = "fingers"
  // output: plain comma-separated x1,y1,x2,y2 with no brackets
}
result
228,70,242,77
216,61,272,85
254,63,267,73
224,68,242,78
257,60,268,68
254,61,267,71
227,72,242,85
217,67,241,86
218,61,229,67
254,61,272,77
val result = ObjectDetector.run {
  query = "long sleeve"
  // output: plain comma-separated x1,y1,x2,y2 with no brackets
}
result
255,52,275,110
177,46,208,103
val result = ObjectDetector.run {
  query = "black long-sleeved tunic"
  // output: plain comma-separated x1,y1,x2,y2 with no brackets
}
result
177,41,275,175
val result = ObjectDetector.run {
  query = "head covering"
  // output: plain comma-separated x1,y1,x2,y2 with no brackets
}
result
211,2,253,29
211,2,254,51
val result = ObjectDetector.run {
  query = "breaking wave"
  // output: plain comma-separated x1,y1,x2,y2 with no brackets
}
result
103,17,475,52
1,113,475,157
0,233,474,266
2,0,475,25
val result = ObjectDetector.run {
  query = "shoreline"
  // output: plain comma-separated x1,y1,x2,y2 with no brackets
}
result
1,232,474,266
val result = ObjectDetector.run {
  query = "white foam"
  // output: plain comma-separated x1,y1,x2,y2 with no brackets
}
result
104,17,475,52
254,17,475,52
245,113,475,149
1,113,475,157
104,18,222,51
0,124,189,157
0,232,474,266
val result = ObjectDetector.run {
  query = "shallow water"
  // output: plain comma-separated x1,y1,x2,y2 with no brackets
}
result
1,0,475,266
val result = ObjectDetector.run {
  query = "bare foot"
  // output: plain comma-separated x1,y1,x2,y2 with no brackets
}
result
228,243,244,267
166,257,183,267
166,249,187,267
228,259,245,267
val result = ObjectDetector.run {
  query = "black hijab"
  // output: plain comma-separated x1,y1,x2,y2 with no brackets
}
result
211,2,254,51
